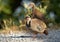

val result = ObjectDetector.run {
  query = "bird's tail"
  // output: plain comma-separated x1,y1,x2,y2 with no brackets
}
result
43,30,48,35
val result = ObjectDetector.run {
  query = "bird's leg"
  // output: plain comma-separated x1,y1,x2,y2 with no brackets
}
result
32,35,37,40
39,32,44,39
32,31,38,40
26,28,30,32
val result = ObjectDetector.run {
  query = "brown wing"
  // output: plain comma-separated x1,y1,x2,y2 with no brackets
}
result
32,19,47,28
30,19,47,33
32,8,44,19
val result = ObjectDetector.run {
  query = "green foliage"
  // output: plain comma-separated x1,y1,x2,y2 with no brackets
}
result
47,0,60,23
0,0,60,29
0,0,12,14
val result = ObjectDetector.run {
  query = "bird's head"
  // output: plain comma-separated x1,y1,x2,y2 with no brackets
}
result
28,2,35,9
25,15,31,21
25,15,31,27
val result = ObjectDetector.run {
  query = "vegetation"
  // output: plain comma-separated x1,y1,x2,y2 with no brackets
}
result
0,0,60,30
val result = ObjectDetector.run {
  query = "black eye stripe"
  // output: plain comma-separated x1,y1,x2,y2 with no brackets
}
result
26,21,31,27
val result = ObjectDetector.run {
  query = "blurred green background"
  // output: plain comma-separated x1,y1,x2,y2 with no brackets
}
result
0,0,60,29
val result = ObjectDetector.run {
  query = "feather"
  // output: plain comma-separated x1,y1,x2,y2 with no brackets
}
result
25,16,48,35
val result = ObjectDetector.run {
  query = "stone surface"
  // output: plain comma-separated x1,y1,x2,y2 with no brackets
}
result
0,29,60,42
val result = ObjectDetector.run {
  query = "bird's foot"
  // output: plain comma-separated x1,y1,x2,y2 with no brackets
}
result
32,35,37,40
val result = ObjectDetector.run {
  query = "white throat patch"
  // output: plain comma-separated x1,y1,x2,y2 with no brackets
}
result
27,18,31,24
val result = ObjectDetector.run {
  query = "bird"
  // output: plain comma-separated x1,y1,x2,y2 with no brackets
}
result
25,16,48,38
28,2,48,24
